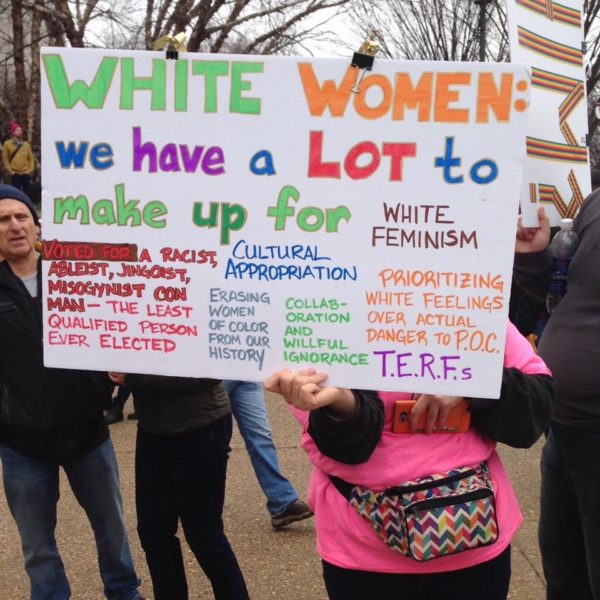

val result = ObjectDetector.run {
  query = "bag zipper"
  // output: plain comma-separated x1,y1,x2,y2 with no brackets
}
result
405,487,493,513
386,468,478,495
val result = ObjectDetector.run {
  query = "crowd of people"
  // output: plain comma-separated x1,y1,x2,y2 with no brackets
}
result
0,120,598,600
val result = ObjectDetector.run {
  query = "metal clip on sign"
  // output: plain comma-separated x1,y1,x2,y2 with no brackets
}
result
350,38,380,93
152,32,188,60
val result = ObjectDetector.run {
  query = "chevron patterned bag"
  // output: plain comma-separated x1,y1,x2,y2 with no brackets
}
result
333,463,498,562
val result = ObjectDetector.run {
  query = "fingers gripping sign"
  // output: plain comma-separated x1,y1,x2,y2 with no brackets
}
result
108,371,125,386
264,368,356,414
516,206,551,253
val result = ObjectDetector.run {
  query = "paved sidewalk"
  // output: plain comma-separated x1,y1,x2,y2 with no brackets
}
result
0,393,546,599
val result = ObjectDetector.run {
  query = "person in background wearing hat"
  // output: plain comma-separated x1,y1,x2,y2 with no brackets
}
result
0,183,145,600
2,122,37,198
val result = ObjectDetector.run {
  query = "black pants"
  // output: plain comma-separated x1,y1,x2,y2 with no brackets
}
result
111,384,132,410
539,424,600,600
135,415,249,600
322,545,511,600
11,173,32,198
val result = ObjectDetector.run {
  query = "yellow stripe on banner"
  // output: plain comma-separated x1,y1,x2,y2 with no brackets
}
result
528,137,588,154
560,121,578,146
558,84,584,121
531,68,580,93
520,29,581,60
538,170,585,217
539,185,568,214
527,137,588,163
516,0,547,14
567,170,585,213
518,27,583,65
515,0,580,27
529,183,538,205
554,2,582,25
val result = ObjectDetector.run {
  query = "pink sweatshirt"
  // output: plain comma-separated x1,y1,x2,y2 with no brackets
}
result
291,322,551,574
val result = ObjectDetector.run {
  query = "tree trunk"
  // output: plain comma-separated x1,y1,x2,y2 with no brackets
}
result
11,0,28,132
28,6,42,154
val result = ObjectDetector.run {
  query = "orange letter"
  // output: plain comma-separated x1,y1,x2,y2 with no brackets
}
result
393,73,433,121
297,63,354,117
353,74,392,119
476,73,513,123
434,73,471,123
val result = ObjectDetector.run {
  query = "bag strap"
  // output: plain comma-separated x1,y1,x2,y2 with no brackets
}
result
329,474,356,499
328,460,490,501
8,143,23,165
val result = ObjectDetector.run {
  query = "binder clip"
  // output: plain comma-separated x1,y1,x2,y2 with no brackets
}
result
153,32,187,60
350,38,380,93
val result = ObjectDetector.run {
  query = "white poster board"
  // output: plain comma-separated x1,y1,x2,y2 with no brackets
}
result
41,48,530,398
507,0,590,226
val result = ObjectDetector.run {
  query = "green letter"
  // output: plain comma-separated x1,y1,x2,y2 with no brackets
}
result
267,185,299,230
143,202,168,228
43,55,118,109
53,195,90,224
230,62,263,114
174,60,189,112
92,199,117,225
220,203,247,245
192,61,230,113
114,183,142,226
120,58,166,111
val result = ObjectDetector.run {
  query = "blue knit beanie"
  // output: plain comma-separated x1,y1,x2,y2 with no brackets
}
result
0,184,40,226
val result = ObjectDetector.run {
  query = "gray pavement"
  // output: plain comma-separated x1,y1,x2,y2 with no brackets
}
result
0,393,546,599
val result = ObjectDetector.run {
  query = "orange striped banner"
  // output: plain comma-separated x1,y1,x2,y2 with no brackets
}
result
527,137,588,162
559,82,584,122
554,2,582,26
538,170,583,217
531,67,580,94
529,183,538,205
568,170,585,208
516,0,581,27
559,121,578,146
518,26,582,65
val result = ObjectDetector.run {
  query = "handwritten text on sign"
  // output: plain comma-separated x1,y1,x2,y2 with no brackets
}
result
41,48,530,398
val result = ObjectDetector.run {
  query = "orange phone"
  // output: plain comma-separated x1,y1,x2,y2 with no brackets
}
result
392,399,471,434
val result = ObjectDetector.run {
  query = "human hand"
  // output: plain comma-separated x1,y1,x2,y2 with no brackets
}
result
515,206,551,254
108,372,125,385
264,368,355,414
410,394,465,434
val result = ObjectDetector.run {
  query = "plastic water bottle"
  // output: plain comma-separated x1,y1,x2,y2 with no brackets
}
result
546,218,579,313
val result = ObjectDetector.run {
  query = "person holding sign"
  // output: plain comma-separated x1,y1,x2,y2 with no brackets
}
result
0,184,143,600
109,372,250,600
264,322,553,600
515,198,600,600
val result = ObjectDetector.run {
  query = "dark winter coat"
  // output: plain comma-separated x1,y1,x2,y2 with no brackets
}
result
0,258,111,460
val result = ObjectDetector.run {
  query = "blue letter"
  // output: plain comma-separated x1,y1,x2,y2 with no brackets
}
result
55,141,89,169
250,149,276,175
434,137,463,184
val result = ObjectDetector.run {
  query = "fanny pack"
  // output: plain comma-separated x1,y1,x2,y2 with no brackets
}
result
329,462,498,562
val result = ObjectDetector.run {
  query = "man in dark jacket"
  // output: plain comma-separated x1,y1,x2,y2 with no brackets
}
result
0,184,143,600
515,194,600,600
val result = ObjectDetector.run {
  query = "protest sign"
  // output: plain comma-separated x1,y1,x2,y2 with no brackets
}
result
41,48,530,398
507,0,590,226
